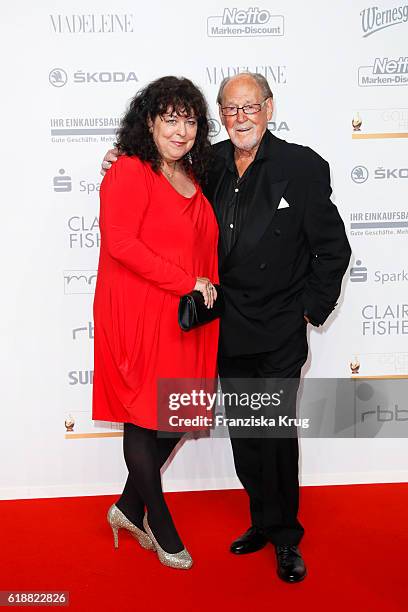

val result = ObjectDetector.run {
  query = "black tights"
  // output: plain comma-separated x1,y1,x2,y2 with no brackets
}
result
116,423,184,553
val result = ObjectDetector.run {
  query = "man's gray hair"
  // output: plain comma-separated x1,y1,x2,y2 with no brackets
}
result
216,72,273,105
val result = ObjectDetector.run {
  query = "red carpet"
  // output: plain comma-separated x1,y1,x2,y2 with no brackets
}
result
1,484,407,611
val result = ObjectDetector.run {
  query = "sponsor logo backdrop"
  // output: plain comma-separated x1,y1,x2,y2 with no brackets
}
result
1,0,407,499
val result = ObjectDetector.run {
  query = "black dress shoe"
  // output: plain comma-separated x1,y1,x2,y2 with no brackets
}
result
275,545,306,582
230,526,268,555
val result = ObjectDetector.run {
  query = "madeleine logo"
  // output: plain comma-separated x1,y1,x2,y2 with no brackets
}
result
360,4,408,37
50,13,135,34
207,7,284,37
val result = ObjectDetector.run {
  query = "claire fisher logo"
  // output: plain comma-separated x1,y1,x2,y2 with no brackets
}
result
360,4,408,37
207,7,284,37
64,270,97,294
360,303,408,336
358,57,408,87
49,68,138,87
68,216,100,248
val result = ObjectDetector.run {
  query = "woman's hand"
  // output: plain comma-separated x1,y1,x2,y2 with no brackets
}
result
194,277,218,308
101,147,121,176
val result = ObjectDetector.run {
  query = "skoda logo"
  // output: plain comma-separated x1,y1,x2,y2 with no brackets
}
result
208,118,221,138
49,68,68,88
351,165,369,184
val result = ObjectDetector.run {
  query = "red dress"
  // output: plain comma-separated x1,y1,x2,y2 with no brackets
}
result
92,156,219,430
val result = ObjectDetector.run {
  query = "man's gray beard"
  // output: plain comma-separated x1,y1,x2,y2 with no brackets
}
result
229,130,260,152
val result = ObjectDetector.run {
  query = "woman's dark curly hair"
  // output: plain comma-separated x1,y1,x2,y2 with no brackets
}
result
115,76,213,185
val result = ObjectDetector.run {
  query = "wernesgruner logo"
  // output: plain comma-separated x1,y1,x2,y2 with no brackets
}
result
360,4,408,37
207,7,284,37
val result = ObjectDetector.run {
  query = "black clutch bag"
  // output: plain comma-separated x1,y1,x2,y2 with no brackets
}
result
178,284,224,331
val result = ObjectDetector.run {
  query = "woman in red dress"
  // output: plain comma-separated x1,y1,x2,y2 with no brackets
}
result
92,77,219,569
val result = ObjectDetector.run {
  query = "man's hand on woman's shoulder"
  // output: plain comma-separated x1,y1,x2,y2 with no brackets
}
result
101,147,121,176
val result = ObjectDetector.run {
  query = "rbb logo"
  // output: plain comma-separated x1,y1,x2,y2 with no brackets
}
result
361,405,408,422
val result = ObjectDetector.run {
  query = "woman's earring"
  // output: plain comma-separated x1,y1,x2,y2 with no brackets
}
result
187,152,192,164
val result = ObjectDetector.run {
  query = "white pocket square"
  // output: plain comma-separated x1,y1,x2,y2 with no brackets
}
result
277,198,290,209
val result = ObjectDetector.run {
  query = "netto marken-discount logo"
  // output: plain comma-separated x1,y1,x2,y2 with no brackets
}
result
207,7,284,37
358,57,408,86
360,4,408,37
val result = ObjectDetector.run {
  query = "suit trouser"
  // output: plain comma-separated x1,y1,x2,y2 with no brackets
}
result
218,344,307,546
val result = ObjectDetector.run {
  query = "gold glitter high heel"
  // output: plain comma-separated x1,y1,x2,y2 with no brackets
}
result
143,514,193,570
107,504,154,550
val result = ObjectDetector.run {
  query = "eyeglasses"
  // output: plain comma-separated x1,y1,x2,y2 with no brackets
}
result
220,98,269,116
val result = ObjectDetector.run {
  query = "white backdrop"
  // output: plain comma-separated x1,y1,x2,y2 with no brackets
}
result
1,0,408,499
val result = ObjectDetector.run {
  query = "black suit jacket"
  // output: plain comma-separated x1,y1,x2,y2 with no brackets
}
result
204,130,351,357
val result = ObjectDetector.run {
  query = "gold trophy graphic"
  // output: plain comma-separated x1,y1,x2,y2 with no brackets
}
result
350,356,360,375
352,113,362,132
64,414,75,432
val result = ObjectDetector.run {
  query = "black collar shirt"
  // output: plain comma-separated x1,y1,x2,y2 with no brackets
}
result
214,130,271,255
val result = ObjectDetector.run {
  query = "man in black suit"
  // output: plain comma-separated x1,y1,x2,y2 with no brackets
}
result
101,72,351,582
204,72,351,582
